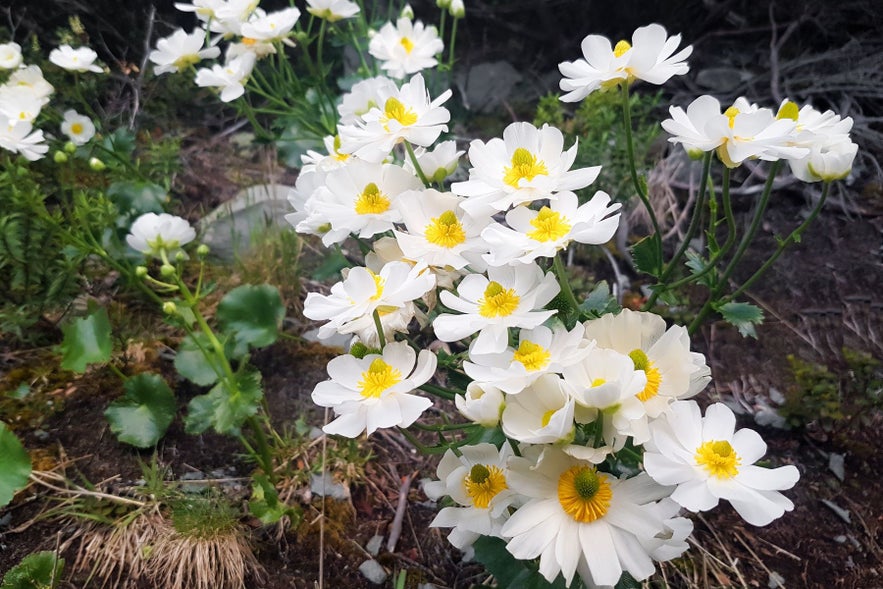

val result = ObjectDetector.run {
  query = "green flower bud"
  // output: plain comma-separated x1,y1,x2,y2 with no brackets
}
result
160,263,176,277
197,244,210,257
64,141,77,154
53,151,69,164
162,301,177,315
89,157,106,171
135,266,148,278
174,251,186,263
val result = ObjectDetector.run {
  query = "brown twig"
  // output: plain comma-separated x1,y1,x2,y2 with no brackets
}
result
386,470,416,553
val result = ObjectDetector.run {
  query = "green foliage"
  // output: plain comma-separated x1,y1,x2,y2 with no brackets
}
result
631,236,662,278
0,551,64,589
170,494,240,540
715,301,764,338
59,305,112,372
217,284,285,352
0,421,32,508
175,332,225,386
104,373,177,448
473,536,570,588
248,474,302,526
780,355,842,428
184,368,263,436
579,281,620,318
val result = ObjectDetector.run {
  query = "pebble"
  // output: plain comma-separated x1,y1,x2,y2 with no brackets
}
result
359,559,388,585
828,453,846,481
310,473,350,500
365,534,384,556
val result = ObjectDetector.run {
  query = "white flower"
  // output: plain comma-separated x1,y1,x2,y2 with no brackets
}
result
451,122,601,217
126,213,196,258
581,309,711,419
643,401,800,526
465,323,592,395
0,42,22,69
338,76,398,126
794,140,858,182
49,45,102,73
306,159,422,246
0,85,44,123
501,374,575,444
778,100,857,183
60,110,96,145
0,115,47,161
368,17,443,79
481,190,621,266
150,28,221,75
659,94,725,157
174,0,226,21
300,134,352,175
338,73,451,163
306,0,360,22
208,0,261,36
303,260,436,341
5,66,54,103
393,188,490,270
559,23,692,102
425,443,519,551
194,52,256,102
404,140,463,183
433,263,560,355
501,448,675,587
240,7,301,41
312,342,436,437
455,382,505,427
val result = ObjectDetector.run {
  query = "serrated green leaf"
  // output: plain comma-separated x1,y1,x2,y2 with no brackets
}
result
248,474,301,525
0,422,31,509
716,301,764,338
59,307,112,372
1,550,64,589
217,285,284,351
631,236,661,277
175,333,223,386
104,374,176,448
580,280,620,317
184,369,263,436
685,251,714,287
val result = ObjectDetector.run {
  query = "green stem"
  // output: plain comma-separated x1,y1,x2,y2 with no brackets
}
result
372,309,387,347
404,141,430,187
621,82,662,271
107,363,127,382
725,181,830,303
447,17,458,70
418,382,460,400
411,421,478,432
552,252,581,312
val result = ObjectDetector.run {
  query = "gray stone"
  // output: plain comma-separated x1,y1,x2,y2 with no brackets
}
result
365,534,384,556
358,559,388,584
310,472,350,500
768,571,786,588
821,499,851,524
828,452,846,482
200,184,294,261
456,61,523,113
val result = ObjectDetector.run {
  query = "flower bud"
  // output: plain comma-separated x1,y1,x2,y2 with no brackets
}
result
449,0,465,18
162,301,177,315
53,151,69,164
400,3,414,18
88,157,106,171
160,263,176,277
64,141,77,154
135,265,148,278
197,244,210,257
175,251,186,263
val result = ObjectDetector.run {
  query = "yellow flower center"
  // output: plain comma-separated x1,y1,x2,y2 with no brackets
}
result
354,182,391,215
70,122,84,135
540,408,557,427
613,39,632,57
591,378,606,388
502,148,548,188
629,349,662,402
512,340,551,372
400,36,415,54
464,464,508,509
724,106,740,129
527,206,571,242
358,358,402,399
383,97,418,128
695,440,741,479
776,100,799,121
478,281,520,318
557,466,612,523
173,53,201,69
424,210,466,248
242,37,257,46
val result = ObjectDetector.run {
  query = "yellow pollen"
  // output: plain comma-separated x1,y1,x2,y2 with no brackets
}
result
478,281,520,318
424,210,466,248
70,122,84,135
527,206,571,242
629,349,662,401
695,440,741,479
354,182,391,215
358,358,402,399
513,340,551,372
777,100,799,121
613,39,632,58
540,408,557,428
724,106,740,129
242,37,257,46
557,466,612,523
464,464,507,509
502,148,549,188
591,378,606,387
400,36,415,54
383,97,418,127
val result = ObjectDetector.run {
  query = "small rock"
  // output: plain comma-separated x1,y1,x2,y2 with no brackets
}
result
32,429,49,441
455,61,523,113
302,327,351,350
828,453,846,482
366,534,384,556
359,559,388,585
180,471,206,494
821,499,851,524
769,387,785,405
834,535,847,543
310,473,350,500
0,513,12,528
768,571,786,588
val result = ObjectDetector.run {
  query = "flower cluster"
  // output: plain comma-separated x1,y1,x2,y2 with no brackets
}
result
0,42,103,160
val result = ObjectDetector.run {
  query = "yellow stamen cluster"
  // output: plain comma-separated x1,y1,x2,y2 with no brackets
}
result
354,182,391,215
557,466,612,523
776,100,799,121
613,40,632,57
527,207,571,242
424,210,467,248
724,106,740,129
513,340,551,372
400,36,415,54
695,440,741,479
464,464,508,509
383,97,418,127
369,270,385,301
70,122,84,135
540,408,557,428
358,358,402,399
629,349,662,402
502,148,549,188
478,281,520,318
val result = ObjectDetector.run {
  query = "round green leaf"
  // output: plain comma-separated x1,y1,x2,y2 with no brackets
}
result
0,422,32,508
60,307,112,372
175,333,223,387
216,284,284,350
104,374,176,448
